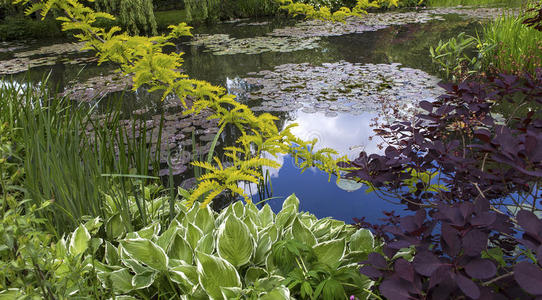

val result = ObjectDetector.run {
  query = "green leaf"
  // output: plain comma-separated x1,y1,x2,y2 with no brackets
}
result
260,286,290,300
120,238,169,271
170,264,198,291
275,205,296,229
259,204,275,228
132,271,157,289
244,267,268,286
291,217,316,247
314,238,346,268
217,215,254,267
220,287,242,299
282,194,299,212
232,201,245,218
109,268,134,293
168,233,193,264
69,224,91,256
195,205,215,233
156,223,179,251
196,233,215,255
348,229,374,253
254,232,273,265
0,289,23,299
137,223,161,240
186,222,203,250
196,252,242,300
84,217,103,235
482,247,506,268
106,214,126,238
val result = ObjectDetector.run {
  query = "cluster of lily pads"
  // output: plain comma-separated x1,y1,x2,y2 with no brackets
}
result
188,33,321,55
241,61,442,118
0,41,94,75
61,73,134,103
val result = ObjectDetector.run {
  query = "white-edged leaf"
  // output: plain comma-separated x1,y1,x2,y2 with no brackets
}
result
168,233,193,264
132,271,157,289
217,215,254,267
314,238,346,268
196,252,241,300
195,205,215,233
258,204,275,228
349,229,374,253
69,224,91,256
120,238,168,271
282,194,299,212
291,217,316,247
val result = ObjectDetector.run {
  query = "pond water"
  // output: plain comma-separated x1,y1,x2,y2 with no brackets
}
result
0,7,506,223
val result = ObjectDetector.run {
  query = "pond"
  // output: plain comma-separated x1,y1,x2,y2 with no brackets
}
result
0,7,509,223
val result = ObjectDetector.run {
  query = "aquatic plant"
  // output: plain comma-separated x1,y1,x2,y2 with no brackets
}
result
482,13,542,75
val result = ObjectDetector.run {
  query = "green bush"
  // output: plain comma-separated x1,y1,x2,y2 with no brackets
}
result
0,15,64,41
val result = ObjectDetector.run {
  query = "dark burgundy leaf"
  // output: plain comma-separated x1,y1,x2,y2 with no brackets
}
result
471,212,497,227
368,252,387,269
429,265,452,289
360,265,383,279
394,259,414,282
379,278,413,300
442,223,461,257
514,262,542,295
462,229,489,256
517,210,542,238
413,251,442,276
419,100,433,112
464,258,497,280
538,245,542,266
456,273,481,299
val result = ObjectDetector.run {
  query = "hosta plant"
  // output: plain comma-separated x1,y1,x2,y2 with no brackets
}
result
10,194,377,299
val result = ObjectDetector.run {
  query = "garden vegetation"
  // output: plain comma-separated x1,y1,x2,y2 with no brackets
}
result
0,0,541,299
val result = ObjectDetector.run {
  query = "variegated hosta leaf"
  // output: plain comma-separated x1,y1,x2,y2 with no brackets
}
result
196,252,242,300
291,217,316,247
348,229,374,253
168,233,193,264
282,194,299,212
120,238,168,271
258,204,275,228
313,238,346,268
69,224,91,257
217,215,255,267
195,205,216,233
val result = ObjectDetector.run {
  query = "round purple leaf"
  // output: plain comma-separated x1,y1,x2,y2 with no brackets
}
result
465,258,497,280
514,262,542,296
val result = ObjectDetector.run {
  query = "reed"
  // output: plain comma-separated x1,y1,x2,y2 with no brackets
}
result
482,13,542,74
0,79,164,233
